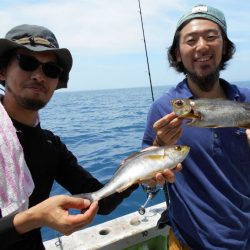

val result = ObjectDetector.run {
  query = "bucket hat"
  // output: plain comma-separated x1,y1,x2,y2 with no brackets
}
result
176,4,227,34
0,24,72,89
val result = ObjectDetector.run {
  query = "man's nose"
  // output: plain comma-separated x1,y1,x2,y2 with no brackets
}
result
196,37,209,51
31,65,45,82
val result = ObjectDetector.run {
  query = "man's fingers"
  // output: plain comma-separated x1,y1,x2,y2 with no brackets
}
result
175,163,183,172
153,112,177,129
154,169,175,185
66,202,98,226
155,173,166,185
62,196,91,210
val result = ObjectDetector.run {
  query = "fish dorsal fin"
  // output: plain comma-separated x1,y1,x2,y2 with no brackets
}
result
120,151,142,165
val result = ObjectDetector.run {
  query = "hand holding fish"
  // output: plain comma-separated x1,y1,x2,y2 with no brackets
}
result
153,112,183,146
142,164,183,186
139,147,183,185
155,163,183,184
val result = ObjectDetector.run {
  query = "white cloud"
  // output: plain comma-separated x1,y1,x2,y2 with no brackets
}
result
1,0,249,53
0,0,184,53
0,0,249,90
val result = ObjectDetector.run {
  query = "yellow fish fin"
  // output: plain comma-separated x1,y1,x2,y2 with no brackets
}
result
143,155,165,160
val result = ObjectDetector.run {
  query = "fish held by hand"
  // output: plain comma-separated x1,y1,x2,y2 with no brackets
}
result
75,145,190,202
171,98,250,128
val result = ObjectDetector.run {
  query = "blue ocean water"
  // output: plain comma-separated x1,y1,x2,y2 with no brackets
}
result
40,85,169,241
40,81,250,241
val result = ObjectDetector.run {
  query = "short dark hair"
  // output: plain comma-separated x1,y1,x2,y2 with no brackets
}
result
167,24,236,74
0,50,14,68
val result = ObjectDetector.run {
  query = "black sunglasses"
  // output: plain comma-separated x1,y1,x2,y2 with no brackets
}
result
16,54,63,79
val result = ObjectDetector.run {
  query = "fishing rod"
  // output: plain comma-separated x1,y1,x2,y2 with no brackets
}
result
137,1,170,214
138,0,154,102
138,0,162,215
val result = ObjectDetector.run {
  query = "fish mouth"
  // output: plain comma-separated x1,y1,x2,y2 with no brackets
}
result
178,109,203,126
178,108,202,120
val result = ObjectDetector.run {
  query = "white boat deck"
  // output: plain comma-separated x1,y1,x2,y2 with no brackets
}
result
44,202,169,250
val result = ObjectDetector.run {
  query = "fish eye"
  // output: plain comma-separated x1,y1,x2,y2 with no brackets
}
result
175,146,181,151
174,100,184,107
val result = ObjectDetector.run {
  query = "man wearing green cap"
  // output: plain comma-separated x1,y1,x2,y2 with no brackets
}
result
142,4,250,250
0,24,142,250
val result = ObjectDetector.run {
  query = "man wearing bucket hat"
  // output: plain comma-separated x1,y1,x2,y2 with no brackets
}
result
142,4,250,250
0,24,142,250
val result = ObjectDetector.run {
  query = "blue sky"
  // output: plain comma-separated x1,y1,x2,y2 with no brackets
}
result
1,0,250,91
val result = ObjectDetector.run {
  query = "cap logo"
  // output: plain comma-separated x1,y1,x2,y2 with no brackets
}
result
13,36,56,48
192,5,208,13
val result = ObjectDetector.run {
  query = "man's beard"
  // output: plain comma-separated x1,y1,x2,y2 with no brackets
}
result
18,98,47,110
6,85,47,111
186,66,220,92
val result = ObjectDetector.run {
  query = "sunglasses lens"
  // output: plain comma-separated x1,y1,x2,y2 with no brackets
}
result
16,54,62,79
43,62,62,79
17,54,39,71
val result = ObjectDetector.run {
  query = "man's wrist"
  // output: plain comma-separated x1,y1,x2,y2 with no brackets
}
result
13,209,40,234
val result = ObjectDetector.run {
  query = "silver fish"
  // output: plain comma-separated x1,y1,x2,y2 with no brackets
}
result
76,145,190,202
171,98,250,128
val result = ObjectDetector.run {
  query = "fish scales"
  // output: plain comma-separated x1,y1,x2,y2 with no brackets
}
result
75,145,190,202
171,99,250,128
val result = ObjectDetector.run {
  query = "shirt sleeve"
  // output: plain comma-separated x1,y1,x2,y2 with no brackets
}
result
0,213,24,248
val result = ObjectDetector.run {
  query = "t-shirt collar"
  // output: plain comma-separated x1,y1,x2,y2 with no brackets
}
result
176,78,240,100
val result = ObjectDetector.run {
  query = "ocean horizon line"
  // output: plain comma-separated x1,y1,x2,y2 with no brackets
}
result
56,80,250,94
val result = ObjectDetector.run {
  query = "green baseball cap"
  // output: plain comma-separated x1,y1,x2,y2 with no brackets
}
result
176,4,227,34
0,24,72,89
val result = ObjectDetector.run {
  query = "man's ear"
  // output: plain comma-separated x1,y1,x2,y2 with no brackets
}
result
0,68,6,81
